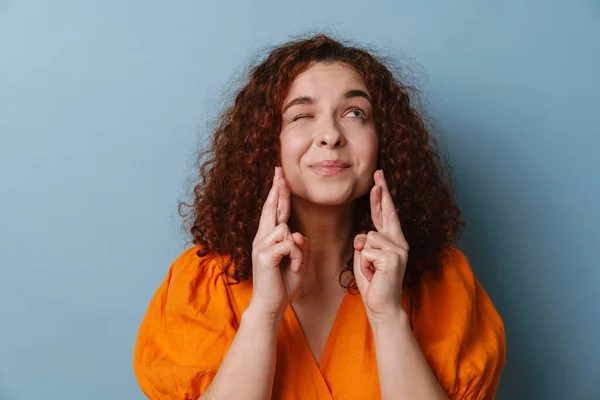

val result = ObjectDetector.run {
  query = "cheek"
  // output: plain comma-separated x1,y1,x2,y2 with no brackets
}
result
359,132,379,168
279,133,306,173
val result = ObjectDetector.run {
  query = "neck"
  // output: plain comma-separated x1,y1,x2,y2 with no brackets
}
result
288,196,355,299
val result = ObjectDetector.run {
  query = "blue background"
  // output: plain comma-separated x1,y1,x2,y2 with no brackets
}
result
1,1,598,399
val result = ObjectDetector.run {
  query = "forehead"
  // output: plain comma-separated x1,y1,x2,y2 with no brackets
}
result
284,62,366,99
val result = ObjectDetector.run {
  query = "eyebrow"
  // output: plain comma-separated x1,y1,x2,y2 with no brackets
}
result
282,89,371,113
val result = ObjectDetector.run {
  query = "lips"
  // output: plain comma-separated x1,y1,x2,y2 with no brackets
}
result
308,159,350,176
310,160,350,168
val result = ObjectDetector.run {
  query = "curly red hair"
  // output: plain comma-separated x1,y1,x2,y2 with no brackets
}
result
179,33,465,290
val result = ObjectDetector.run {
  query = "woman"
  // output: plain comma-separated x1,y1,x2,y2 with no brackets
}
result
133,34,506,399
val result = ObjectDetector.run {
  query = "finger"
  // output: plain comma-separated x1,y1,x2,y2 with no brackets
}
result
374,170,407,243
358,253,374,282
365,230,407,252
292,232,308,272
292,232,308,255
271,239,303,273
273,238,304,272
255,167,279,242
361,248,398,273
361,255,375,282
276,168,291,225
353,253,373,283
370,184,383,231
353,233,367,252
256,223,290,249
363,237,375,280
353,234,374,282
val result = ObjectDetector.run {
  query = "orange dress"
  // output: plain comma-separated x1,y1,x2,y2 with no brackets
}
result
133,246,506,399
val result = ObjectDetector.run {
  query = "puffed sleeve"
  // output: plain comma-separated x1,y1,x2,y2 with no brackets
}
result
133,246,237,400
411,247,507,400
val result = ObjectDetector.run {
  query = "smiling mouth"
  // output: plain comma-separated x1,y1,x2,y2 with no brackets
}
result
308,165,350,176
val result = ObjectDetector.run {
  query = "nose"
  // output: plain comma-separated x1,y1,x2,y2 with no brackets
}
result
314,119,345,149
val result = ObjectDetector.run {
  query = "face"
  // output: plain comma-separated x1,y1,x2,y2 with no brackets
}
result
279,61,379,206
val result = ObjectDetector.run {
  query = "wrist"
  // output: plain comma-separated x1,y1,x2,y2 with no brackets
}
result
369,308,411,336
242,304,284,332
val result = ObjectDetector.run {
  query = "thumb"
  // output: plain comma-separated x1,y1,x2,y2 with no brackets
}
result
353,234,374,282
292,233,308,253
292,233,308,271
353,233,367,253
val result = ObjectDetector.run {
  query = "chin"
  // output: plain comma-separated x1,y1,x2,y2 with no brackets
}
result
290,180,368,206
310,196,352,206
297,189,358,206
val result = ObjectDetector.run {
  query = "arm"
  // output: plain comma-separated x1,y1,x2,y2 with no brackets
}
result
354,171,505,399
200,307,281,400
133,168,306,400
202,167,306,399
353,170,447,399
371,311,448,400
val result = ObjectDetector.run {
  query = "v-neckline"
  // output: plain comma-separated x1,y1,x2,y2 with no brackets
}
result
285,290,351,372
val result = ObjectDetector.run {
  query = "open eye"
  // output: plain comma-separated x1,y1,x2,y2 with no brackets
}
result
346,107,367,119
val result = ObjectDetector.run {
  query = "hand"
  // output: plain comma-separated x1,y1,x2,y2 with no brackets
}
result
248,166,308,319
353,170,410,322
